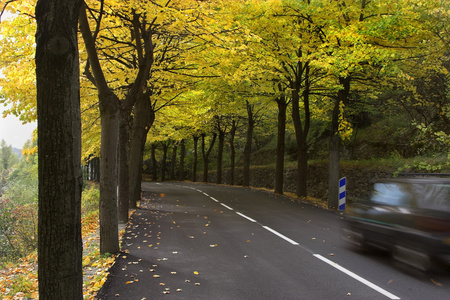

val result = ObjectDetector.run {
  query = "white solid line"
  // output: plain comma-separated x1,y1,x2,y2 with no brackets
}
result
313,254,400,300
262,226,299,245
236,212,257,222
210,197,220,203
220,203,234,211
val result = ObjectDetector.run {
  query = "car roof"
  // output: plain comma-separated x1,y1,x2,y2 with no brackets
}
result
375,177,450,185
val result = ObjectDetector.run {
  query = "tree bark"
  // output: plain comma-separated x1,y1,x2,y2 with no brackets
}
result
118,112,131,223
99,100,120,254
328,76,351,209
128,94,154,208
275,95,287,195
243,101,254,187
35,0,83,298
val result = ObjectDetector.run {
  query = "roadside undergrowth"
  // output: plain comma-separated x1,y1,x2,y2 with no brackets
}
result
0,182,126,300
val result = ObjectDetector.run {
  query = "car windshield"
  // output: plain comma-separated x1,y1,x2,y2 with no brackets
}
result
371,183,411,206
411,183,450,211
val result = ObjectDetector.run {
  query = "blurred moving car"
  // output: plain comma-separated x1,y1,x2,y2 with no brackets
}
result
343,177,450,272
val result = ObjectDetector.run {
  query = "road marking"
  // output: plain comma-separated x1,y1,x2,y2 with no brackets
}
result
313,254,400,300
236,212,257,222
176,184,400,300
210,197,220,203
220,203,234,211
262,226,299,245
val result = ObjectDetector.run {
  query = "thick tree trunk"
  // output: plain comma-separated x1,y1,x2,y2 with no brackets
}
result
99,98,120,254
217,129,225,184
229,120,237,185
192,135,199,182
328,76,351,209
243,101,254,187
129,95,154,208
118,112,131,223
35,0,83,298
275,95,287,195
179,140,185,181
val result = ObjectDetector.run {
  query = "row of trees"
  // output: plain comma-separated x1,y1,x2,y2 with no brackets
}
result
0,0,448,298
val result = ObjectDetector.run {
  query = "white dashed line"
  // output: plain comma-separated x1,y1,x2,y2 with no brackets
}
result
220,203,234,211
178,184,400,300
236,212,257,222
262,226,299,245
314,254,400,299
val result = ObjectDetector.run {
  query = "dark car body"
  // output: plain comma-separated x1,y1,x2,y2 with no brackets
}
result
343,177,450,271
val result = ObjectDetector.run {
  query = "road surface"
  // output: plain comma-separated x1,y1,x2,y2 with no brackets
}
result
97,182,450,299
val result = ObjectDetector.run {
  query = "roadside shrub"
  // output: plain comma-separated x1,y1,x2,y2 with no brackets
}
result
0,198,18,259
82,182,100,216
0,146,38,263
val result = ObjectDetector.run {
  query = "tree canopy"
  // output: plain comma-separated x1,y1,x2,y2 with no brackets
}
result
1,0,448,210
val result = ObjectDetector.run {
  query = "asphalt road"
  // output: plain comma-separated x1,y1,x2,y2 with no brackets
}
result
97,182,450,300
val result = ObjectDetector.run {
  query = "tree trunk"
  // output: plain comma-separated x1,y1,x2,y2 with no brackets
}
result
229,120,237,185
291,64,310,198
202,133,217,183
328,76,351,209
192,135,199,182
151,144,157,181
243,101,254,187
161,142,168,182
275,95,287,195
170,142,177,180
79,6,120,255
217,129,225,184
99,97,120,254
118,112,131,223
179,140,185,181
36,0,83,298
128,94,154,208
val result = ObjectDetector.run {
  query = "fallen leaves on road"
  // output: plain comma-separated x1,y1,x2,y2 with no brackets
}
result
431,278,443,287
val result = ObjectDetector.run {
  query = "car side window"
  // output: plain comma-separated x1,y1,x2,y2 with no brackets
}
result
413,183,450,211
371,183,411,206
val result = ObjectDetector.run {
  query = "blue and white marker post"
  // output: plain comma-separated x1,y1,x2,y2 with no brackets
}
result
339,177,346,211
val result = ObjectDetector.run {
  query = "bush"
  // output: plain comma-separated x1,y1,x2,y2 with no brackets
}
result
0,198,37,261
82,182,100,216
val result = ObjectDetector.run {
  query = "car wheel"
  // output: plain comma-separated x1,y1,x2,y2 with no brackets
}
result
392,243,432,273
343,228,368,252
